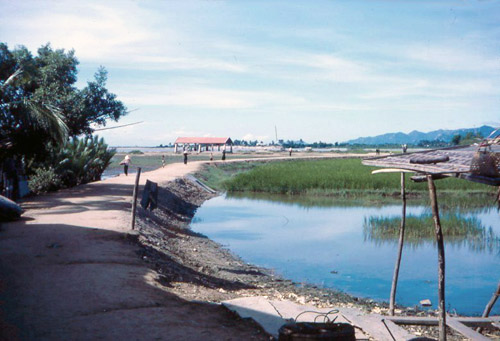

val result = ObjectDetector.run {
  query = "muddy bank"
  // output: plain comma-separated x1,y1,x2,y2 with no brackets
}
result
134,178,403,312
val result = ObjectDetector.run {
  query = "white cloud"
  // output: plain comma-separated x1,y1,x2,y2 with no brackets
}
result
1,1,247,74
280,54,369,83
117,84,308,110
242,133,269,141
406,44,500,72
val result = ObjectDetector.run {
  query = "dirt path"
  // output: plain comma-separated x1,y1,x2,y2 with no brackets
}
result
0,160,267,340
0,154,366,340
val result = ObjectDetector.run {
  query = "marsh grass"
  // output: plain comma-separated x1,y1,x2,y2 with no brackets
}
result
195,162,260,190
222,159,492,195
364,214,500,253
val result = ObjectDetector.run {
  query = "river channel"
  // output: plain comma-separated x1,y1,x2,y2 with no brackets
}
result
191,194,500,315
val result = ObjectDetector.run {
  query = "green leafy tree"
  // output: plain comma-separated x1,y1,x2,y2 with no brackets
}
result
451,134,462,146
0,43,127,162
0,44,69,160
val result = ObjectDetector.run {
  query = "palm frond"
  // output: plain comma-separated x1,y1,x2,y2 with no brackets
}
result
24,99,69,144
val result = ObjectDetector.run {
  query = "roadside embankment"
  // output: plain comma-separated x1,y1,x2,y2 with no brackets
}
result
133,177,401,312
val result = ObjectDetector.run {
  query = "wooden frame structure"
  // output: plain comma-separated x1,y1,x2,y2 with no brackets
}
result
174,137,233,153
362,142,500,340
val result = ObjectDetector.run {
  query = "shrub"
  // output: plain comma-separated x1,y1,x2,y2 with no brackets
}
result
27,135,115,192
28,167,62,194
55,136,115,187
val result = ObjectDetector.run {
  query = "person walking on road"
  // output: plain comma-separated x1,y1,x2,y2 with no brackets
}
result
120,155,131,176
183,150,188,165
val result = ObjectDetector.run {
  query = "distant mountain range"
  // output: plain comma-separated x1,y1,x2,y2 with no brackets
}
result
346,125,496,145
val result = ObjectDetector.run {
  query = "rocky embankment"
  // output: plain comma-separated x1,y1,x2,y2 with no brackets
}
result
135,178,399,310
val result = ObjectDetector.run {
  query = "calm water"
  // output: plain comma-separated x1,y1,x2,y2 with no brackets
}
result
191,195,500,315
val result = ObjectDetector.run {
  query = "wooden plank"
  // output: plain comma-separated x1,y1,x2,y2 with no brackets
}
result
385,316,438,326
460,316,500,324
383,319,415,340
371,168,415,174
385,316,500,326
446,317,490,341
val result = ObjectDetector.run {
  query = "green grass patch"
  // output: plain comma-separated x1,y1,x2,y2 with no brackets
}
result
364,214,499,252
195,162,260,190
221,159,492,195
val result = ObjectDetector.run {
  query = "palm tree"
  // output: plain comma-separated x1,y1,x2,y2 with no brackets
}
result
1,68,69,153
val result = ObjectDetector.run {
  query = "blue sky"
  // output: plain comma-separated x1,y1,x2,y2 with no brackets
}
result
1,0,499,146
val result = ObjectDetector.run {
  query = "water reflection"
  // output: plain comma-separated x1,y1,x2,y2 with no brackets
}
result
227,191,497,211
191,194,500,315
363,213,500,254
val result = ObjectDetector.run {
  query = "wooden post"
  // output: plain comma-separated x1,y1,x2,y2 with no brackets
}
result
390,172,406,315
476,282,500,333
482,282,500,317
427,175,446,341
130,167,142,230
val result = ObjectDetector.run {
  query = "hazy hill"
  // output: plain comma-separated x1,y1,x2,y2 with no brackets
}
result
346,125,495,145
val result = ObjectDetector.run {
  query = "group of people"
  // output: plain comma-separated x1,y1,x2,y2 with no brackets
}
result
182,149,226,165
119,150,229,176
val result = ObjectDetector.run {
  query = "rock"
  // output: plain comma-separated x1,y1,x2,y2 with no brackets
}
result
0,195,23,221
420,299,432,307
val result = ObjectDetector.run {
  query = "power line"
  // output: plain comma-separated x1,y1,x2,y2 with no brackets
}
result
93,121,144,131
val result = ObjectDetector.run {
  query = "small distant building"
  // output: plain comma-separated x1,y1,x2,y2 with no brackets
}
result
174,137,233,153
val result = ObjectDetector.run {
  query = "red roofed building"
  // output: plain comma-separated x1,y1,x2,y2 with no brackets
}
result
174,137,233,153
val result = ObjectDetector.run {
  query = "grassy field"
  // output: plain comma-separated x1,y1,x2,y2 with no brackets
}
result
217,158,492,196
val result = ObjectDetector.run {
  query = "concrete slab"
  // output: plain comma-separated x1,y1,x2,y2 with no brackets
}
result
222,297,287,338
222,296,370,339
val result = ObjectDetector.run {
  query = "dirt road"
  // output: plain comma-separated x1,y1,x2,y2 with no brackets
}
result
0,154,374,340
0,160,272,340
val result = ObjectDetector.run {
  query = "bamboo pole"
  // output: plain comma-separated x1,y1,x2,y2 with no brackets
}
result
130,167,142,230
477,282,500,333
476,282,500,333
482,282,500,318
427,175,446,341
389,172,406,316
